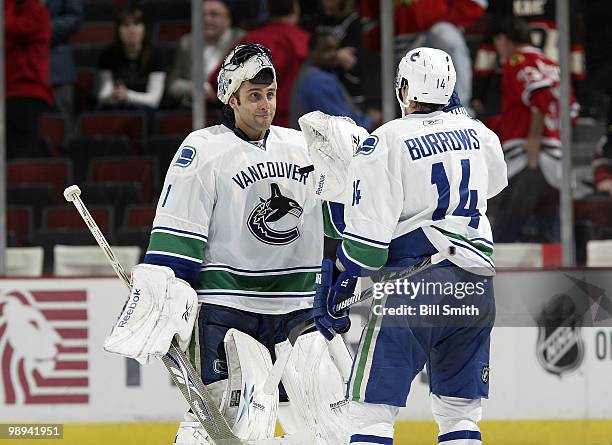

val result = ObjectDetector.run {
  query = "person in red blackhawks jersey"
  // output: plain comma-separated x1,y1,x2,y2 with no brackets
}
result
471,0,586,116
489,17,578,243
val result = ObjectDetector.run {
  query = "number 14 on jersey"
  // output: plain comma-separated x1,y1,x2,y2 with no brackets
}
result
431,159,480,229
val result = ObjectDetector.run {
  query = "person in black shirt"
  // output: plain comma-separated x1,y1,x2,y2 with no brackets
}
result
97,7,165,111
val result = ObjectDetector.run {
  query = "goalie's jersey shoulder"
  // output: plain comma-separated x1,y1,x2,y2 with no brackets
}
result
169,125,308,171
267,125,307,148
164,125,234,178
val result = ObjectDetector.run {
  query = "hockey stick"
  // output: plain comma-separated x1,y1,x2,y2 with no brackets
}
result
262,248,454,395
63,185,245,445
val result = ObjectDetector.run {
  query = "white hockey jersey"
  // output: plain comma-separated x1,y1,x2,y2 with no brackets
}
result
337,110,507,276
146,125,323,314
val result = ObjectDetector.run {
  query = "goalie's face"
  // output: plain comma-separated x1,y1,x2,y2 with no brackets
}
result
230,80,277,140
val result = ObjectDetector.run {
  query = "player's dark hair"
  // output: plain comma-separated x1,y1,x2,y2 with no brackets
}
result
250,68,275,85
222,104,236,126
412,102,445,112
490,17,531,45
268,0,295,17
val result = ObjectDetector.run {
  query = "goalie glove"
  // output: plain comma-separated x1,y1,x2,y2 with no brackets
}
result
313,258,357,341
298,111,370,204
104,264,198,364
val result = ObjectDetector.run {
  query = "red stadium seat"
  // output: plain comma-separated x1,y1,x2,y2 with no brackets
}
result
43,205,114,236
156,111,192,135
124,204,156,229
7,158,72,203
7,206,33,246
74,68,97,112
39,114,66,148
70,22,115,46
78,111,146,148
148,134,181,171
155,21,190,44
89,156,158,202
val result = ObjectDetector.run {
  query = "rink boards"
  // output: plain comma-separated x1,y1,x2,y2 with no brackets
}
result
1,271,611,444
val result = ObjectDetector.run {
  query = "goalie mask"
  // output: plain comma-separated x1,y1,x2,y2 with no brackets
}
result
217,43,276,104
395,47,456,115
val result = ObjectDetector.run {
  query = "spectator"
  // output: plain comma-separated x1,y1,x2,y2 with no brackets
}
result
290,31,380,130
46,0,83,141
593,93,612,195
97,7,165,113
210,0,309,127
361,0,485,106
167,0,244,108
594,135,612,196
301,0,365,105
5,0,53,159
489,18,577,243
472,0,586,117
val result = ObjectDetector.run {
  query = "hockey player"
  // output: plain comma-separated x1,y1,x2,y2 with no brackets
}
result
489,17,578,243
105,43,352,444
314,47,507,444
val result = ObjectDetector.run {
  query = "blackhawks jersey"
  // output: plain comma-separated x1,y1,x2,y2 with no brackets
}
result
336,111,507,276
473,0,586,83
145,125,323,315
499,46,577,186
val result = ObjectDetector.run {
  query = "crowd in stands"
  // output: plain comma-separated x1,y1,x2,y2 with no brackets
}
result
4,0,612,272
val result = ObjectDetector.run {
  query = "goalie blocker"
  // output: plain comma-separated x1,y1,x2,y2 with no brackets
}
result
104,264,198,364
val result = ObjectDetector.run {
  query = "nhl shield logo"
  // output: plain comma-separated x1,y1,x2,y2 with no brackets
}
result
536,293,584,376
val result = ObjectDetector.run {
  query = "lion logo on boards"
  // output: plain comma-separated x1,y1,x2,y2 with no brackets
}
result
355,135,378,156
175,146,196,167
247,183,303,245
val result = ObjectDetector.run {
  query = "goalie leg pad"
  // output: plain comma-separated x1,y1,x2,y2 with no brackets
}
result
278,331,352,444
173,412,213,445
349,401,398,444
431,395,482,444
223,328,278,440
104,264,197,364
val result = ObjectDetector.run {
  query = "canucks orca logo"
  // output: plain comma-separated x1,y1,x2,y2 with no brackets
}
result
247,183,303,245
355,135,378,156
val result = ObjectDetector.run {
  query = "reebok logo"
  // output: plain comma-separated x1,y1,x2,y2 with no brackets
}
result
182,301,194,323
118,288,141,327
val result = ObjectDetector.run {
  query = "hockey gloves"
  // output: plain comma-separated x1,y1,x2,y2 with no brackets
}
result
314,258,358,340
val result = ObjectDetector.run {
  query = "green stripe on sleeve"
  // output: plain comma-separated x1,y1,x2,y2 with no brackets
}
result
343,238,388,269
322,202,343,239
198,270,317,293
147,232,206,261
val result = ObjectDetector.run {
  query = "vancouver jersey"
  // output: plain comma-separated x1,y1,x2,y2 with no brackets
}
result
337,111,507,276
145,125,323,314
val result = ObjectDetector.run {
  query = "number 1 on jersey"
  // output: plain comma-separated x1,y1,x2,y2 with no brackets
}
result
431,159,480,228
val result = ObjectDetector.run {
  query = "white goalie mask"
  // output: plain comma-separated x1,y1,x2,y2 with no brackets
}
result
395,47,456,115
217,43,277,104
